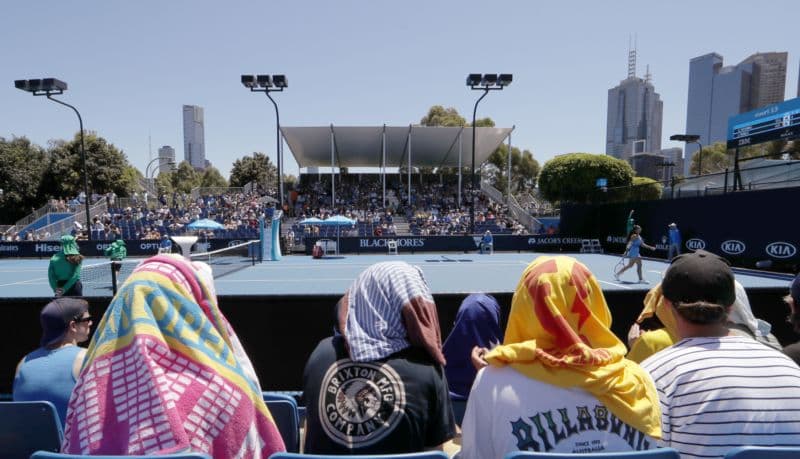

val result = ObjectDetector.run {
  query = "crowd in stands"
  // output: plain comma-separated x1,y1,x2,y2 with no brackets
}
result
12,243,800,458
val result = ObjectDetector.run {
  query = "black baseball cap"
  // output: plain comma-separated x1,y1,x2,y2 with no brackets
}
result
662,250,735,307
40,298,89,348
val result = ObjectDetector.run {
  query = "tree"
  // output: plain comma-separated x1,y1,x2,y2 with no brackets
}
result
627,176,663,201
41,132,136,199
420,105,466,127
0,136,48,222
690,142,729,175
229,153,277,188
200,167,228,188
486,144,540,194
170,161,201,193
538,153,634,203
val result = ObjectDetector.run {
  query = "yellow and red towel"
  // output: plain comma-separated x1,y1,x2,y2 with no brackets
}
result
485,255,662,439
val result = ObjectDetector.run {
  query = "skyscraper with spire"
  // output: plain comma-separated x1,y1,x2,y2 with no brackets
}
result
605,44,663,161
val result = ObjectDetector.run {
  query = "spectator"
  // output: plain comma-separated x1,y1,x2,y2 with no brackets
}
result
781,273,800,365
13,298,92,426
302,261,456,455
460,256,661,458
628,279,781,362
480,230,493,254
62,255,285,457
442,293,503,399
48,235,84,297
666,223,681,260
641,251,800,459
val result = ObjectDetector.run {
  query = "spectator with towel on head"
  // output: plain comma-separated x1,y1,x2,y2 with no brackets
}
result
442,293,503,399
302,261,456,455
61,254,285,458
13,298,92,426
460,255,661,458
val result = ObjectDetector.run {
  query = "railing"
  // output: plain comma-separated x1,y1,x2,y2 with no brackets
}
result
479,180,505,204
506,194,538,233
596,159,800,202
13,202,60,230
36,201,108,240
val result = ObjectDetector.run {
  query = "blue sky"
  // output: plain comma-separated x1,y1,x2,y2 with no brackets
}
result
2,0,799,180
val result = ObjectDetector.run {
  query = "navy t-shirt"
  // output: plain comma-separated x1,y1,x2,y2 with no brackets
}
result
302,336,456,455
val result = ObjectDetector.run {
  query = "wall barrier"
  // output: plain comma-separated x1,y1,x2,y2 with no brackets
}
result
560,186,800,271
0,238,255,258
304,235,585,255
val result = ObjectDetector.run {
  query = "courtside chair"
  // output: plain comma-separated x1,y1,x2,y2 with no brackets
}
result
724,446,800,459
31,453,212,459
503,449,681,459
269,452,449,459
0,401,63,459
262,392,301,453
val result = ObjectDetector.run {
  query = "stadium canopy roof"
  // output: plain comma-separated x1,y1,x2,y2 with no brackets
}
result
280,125,514,169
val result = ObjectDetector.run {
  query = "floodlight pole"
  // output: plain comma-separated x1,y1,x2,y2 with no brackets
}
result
470,88,490,236
264,91,283,207
467,73,511,235
46,95,92,240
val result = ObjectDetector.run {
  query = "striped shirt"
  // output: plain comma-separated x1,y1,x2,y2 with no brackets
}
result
641,336,800,459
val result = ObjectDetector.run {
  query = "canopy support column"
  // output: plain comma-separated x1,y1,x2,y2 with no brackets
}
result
507,130,512,199
382,124,386,209
458,129,463,209
407,125,412,209
330,124,335,211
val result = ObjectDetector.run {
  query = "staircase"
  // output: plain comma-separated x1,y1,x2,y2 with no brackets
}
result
393,216,410,235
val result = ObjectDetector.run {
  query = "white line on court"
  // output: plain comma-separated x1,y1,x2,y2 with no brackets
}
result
0,278,48,287
598,280,633,290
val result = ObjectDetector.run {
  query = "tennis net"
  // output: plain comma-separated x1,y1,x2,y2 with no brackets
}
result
80,239,260,294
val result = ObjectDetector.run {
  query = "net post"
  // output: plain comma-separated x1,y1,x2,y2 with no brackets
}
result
111,261,118,295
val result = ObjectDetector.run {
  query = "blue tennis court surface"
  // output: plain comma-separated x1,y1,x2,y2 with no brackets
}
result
0,252,792,299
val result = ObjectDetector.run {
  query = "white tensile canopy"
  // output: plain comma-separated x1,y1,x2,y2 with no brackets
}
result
281,125,514,208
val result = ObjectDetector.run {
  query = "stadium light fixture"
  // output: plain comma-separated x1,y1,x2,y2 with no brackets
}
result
241,74,288,207
670,134,703,176
466,73,512,235
14,77,92,239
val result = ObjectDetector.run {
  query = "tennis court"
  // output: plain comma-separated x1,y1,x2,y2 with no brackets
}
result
0,251,791,299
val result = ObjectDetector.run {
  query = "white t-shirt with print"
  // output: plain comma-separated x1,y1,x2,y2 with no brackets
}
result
459,366,656,459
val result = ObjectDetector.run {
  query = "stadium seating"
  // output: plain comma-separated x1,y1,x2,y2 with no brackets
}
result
503,449,680,459
724,446,800,458
263,392,301,453
0,401,63,459
31,453,211,459
270,453,448,459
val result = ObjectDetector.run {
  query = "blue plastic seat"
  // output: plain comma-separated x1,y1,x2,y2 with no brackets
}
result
503,448,680,459
31,452,211,459
725,446,800,459
0,401,63,459
270,452,448,459
263,392,300,453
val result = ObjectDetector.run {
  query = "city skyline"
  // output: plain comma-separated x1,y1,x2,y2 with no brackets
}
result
2,1,800,181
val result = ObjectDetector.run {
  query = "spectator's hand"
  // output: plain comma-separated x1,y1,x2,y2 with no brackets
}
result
627,323,642,346
471,346,490,371
54,288,64,297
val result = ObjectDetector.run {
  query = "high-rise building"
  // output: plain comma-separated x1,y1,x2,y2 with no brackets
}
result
659,147,683,182
157,145,175,175
606,48,663,161
182,105,206,170
684,52,787,175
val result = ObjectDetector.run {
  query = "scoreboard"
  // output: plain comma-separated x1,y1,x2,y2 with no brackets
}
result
727,97,800,149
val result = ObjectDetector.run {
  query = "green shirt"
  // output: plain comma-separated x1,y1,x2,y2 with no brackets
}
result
48,252,81,293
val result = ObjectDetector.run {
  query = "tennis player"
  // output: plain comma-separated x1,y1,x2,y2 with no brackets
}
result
615,225,655,283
